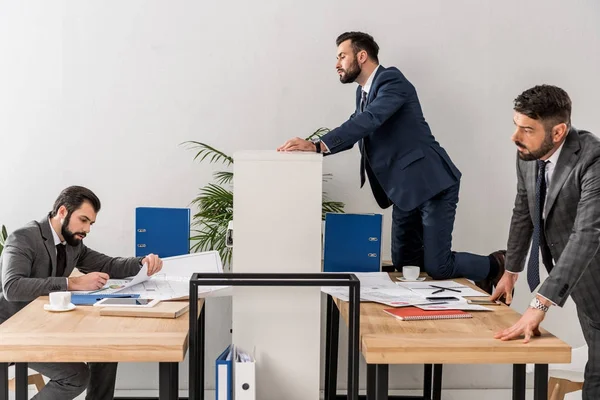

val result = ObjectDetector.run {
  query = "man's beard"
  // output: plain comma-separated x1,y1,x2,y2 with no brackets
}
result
61,212,87,246
516,130,555,161
339,58,361,84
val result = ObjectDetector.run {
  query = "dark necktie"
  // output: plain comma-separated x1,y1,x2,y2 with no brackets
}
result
527,160,548,291
359,89,368,187
56,243,67,277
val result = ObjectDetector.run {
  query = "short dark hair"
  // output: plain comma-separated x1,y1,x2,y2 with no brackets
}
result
513,85,572,130
49,186,101,217
336,31,379,63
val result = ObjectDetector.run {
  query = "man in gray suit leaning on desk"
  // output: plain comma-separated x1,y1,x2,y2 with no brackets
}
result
492,85,600,399
0,185,163,400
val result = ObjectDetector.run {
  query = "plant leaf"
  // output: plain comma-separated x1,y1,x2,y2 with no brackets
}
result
305,127,331,141
181,141,233,166
213,171,234,185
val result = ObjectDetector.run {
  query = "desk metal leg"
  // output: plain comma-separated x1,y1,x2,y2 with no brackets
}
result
512,364,526,400
423,364,432,399
198,305,205,400
534,364,548,400
189,289,205,400
325,295,340,400
159,362,178,400
432,364,442,400
15,363,27,400
366,364,388,400
0,363,7,400
348,286,360,400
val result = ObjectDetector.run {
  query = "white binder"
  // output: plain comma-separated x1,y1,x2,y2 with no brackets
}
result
234,346,256,400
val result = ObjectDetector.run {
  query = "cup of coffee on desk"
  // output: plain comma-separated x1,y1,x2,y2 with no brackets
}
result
402,266,420,281
49,291,72,310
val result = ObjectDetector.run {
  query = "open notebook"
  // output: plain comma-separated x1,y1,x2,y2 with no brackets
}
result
383,307,472,321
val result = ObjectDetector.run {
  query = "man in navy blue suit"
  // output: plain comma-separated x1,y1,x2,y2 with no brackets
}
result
279,31,505,293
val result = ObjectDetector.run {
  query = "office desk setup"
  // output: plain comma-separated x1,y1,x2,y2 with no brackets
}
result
324,274,572,400
0,297,200,400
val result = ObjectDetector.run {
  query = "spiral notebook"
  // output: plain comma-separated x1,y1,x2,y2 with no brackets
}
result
383,307,472,321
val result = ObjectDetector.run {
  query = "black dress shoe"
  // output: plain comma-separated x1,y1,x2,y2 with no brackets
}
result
475,250,507,295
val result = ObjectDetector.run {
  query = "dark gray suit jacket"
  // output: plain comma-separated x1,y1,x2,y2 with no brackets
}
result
0,217,142,324
506,127,600,319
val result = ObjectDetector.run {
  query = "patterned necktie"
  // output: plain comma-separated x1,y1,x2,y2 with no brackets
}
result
359,90,368,186
360,90,367,112
527,160,548,291
56,243,67,277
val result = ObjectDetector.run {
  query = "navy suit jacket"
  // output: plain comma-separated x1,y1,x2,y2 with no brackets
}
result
320,66,461,211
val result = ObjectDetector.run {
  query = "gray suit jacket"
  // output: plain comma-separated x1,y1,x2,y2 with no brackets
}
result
0,217,142,324
505,127,600,319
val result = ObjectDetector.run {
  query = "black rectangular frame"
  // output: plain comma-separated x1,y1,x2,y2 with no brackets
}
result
188,272,361,400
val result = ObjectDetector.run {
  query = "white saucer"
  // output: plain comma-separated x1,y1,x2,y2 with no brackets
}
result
44,303,76,312
397,276,426,282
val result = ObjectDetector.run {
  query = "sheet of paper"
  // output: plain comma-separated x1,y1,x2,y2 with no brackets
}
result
73,251,228,299
415,302,492,311
74,265,151,295
396,280,485,297
360,288,438,307
321,272,399,301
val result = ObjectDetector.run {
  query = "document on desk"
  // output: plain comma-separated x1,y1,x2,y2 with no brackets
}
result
321,273,430,306
415,302,492,311
397,280,485,298
74,265,151,295
75,251,228,300
360,288,437,307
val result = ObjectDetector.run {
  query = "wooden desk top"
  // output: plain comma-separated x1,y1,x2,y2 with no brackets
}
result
0,297,202,363
335,275,571,365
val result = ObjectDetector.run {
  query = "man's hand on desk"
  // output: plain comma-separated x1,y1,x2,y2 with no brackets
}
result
490,271,519,305
494,295,551,343
141,253,163,276
67,272,109,291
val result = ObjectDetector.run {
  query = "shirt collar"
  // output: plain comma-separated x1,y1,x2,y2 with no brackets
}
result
546,140,565,166
48,218,65,246
362,65,381,94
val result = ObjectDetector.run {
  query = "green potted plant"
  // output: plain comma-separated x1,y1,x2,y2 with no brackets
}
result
183,128,345,266
0,225,8,256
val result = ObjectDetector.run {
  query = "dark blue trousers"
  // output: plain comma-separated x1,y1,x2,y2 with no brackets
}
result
391,182,491,281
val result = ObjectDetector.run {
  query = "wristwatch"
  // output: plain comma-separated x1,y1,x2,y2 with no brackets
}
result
529,297,550,313
312,139,321,153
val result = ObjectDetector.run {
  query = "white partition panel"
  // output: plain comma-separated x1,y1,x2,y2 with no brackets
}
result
232,151,323,400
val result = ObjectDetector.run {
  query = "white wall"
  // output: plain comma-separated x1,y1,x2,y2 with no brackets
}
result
1,0,598,392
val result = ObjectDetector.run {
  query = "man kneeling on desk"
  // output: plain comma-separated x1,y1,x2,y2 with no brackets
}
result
0,185,163,400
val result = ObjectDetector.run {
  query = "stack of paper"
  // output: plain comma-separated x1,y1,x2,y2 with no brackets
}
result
75,251,227,300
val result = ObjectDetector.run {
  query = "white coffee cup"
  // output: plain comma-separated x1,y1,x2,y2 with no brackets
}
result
402,266,420,281
49,291,72,309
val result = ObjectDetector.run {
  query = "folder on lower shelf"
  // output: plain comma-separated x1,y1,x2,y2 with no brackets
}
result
216,345,233,400
234,346,255,400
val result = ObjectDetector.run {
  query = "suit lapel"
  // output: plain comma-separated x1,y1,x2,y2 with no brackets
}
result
366,65,385,104
544,128,581,219
38,217,58,276
525,159,537,216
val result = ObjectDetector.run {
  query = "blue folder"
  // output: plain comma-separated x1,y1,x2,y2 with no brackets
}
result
323,213,383,273
135,207,190,258
215,345,233,400
71,293,140,306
